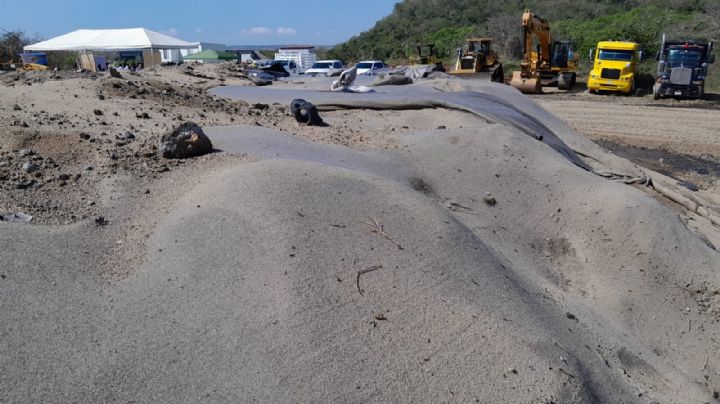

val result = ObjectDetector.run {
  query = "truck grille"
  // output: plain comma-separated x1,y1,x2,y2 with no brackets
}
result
670,67,692,85
600,68,621,79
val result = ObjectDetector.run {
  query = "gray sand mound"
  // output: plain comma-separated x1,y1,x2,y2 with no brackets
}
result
2,78,719,403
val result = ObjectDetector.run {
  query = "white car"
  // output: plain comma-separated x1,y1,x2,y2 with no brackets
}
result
304,60,344,76
355,60,386,75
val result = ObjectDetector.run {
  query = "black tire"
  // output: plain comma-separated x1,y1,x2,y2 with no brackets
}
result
558,73,572,90
558,74,566,90
570,72,576,88
290,99,323,126
492,65,504,83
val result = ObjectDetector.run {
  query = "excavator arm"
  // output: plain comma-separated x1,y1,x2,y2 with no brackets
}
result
520,10,551,73
512,9,577,93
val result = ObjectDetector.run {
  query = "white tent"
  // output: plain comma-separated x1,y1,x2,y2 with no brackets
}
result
24,28,200,51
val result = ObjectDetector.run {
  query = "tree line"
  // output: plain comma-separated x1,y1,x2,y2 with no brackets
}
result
327,0,719,63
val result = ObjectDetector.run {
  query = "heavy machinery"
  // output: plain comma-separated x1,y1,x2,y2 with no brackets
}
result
587,41,642,95
510,10,579,93
409,44,445,72
449,37,504,82
653,34,714,99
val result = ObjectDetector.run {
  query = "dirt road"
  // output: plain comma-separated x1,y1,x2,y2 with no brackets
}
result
533,93,720,158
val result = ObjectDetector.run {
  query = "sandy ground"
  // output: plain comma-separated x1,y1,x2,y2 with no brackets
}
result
533,94,720,158
1,64,720,403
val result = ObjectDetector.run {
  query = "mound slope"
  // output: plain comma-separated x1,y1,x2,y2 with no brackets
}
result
2,77,719,403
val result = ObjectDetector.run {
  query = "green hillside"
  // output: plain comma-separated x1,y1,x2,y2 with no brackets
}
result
329,0,719,64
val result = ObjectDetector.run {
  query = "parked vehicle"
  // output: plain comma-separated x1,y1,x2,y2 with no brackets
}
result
304,60,344,76
653,34,714,99
271,60,297,71
449,37,503,82
408,44,445,72
355,60,386,75
510,10,579,93
587,41,642,95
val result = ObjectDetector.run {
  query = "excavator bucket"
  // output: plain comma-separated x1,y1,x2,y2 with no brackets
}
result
510,71,542,93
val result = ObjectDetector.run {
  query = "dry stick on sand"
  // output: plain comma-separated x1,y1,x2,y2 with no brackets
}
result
356,265,383,295
365,216,404,250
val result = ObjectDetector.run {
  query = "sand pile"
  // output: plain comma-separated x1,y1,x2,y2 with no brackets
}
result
1,65,719,403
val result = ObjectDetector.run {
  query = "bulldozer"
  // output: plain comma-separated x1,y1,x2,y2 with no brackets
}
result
408,44,445,72
449,37,504,82
510,9,579,93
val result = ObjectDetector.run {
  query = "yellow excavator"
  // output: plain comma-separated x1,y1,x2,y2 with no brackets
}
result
449,37,504,82
510,9,579,93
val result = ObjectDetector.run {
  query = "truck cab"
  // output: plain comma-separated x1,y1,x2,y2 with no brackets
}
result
653,35,714,99
587,41,642,95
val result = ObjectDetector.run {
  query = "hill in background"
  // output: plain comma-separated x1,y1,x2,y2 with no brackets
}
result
329,0,719,63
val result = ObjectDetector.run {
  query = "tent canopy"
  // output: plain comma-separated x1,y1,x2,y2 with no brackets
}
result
183,49,236,61
24,28,200,51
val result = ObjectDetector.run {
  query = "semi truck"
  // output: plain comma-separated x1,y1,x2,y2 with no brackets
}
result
653,34,714,99
587,41,642,95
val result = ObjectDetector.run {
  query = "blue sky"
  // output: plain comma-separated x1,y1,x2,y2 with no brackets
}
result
1,0,399,45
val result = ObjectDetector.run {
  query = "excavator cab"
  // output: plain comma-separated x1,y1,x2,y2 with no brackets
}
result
551,40,578,70
552,41,571,68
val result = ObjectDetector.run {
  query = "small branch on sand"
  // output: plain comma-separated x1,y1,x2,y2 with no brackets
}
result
365,216,404,250
356,265,383,295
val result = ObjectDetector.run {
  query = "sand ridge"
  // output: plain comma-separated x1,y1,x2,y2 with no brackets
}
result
1,64,719,403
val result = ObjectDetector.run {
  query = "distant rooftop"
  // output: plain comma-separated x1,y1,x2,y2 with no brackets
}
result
278,45,315,50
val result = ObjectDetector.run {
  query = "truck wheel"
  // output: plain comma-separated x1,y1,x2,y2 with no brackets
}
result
570,72,576,88
558,73,571,90
652,83,662,100
493,65,504,83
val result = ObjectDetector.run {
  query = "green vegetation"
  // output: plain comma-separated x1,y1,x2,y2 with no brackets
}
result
330,0,719,68
554,6,694,59
0,29,41,63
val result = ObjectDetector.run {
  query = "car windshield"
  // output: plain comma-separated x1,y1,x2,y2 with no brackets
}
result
357,62,373,69
311,62,332,69
667,49,703,67
598,49,634,61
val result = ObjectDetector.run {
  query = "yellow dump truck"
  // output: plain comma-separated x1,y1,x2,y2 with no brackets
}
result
587,41,643,94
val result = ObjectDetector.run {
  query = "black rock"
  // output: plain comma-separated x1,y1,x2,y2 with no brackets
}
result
159,122,213,159
109,67,122,79
21,161,39,173
16,179,36,189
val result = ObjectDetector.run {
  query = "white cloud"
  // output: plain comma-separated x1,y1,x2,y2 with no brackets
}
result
276,27,296,35
165,28,179,36
194,28,203,34
246,26,273,35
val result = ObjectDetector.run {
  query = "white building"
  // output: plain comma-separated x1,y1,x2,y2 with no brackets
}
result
274,46,316,71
